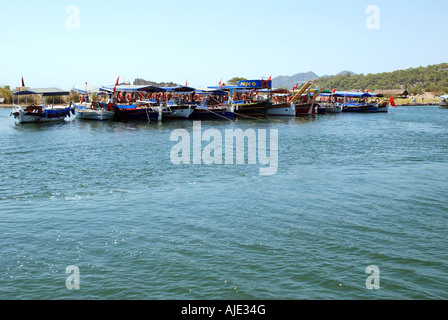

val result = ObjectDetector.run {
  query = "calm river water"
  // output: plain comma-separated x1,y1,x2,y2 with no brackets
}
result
0,106,446,300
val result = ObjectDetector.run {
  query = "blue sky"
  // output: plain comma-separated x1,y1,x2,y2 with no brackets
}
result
1,0,447,90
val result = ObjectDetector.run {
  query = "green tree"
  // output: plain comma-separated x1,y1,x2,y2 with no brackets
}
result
0,87,13,104
227,77,247,85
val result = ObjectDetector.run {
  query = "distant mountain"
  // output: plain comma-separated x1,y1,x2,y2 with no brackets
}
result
272,71,355,89
336,70,356,76
272,72,318,89
134,78,179,87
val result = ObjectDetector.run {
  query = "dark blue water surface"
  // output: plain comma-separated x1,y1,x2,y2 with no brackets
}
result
0,106,447,299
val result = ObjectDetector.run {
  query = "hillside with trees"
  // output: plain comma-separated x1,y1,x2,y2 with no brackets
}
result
316,63,448,95
133,78,179,87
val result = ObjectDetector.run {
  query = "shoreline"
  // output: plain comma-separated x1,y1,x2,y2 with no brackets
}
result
0,103,440,109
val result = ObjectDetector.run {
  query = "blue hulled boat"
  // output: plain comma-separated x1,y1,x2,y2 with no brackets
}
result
11,88,75,123
333,91,378,113
189,88,234,120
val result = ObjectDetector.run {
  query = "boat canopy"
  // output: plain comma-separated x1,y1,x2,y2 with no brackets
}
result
72,85,100,94
195,88,227,96
208,79,272,90
440,95,448,99
100,85,167,93
207,85,239,90
13,88,70,96
163,86,196,92
332,91,376,98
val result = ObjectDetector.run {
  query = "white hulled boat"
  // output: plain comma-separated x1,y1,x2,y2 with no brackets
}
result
439,95,448,109
11,88,75,123
72,85,114,121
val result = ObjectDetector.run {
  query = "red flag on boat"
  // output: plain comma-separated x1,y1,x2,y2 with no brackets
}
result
268,76,271,81
390,95,397,108
185,80,188,86
332,88,336,94
313,78,317,83
113,77,119,94
21,76,25,87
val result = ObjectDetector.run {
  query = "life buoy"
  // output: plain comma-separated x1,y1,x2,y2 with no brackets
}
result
158,92,165,102
242,94,247,100
262,80,268,88
117,93,123,102
194,94,200,102
251,89,257,96
126,93,132,103
147,93,152,100
257,95,263,101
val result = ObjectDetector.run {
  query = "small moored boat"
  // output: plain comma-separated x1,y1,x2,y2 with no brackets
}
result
72,85,114,121
333,91,378,113
210,79,271,118
100,85,164,122
268,89,295,116
439,95,448,109
189,89,234,120
163,86,197,119
288,81,322,116
11,88,75,123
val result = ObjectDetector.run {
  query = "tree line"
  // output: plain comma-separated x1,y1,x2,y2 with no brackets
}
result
316,63,448,95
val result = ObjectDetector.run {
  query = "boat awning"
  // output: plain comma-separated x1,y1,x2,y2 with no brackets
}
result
195,88,228,95
440,95,448,99
163,86,196,92
72,85,100,94
332,91,375,98
100,85,167,93
13,88,70,96
207,85,240,90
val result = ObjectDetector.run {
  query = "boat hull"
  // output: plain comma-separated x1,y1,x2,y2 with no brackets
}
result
164,105,196,119
268,103,295,116
292,103,316,116
316,102,342,114
342,103,378,113
75,109,114,121
113,106,160,122
377,103,389,113
12,105,75,123
439,103,448,109
190,108,234,120
233,100,270,117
